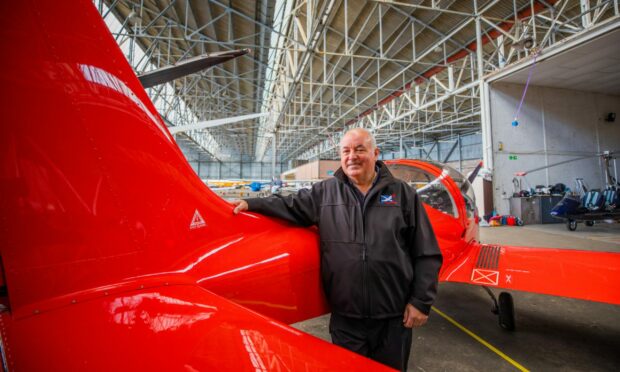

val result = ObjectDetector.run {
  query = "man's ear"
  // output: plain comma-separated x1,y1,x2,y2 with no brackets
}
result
374,147,380,158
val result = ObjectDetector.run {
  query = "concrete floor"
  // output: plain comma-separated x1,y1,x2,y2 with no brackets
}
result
292,223,620,371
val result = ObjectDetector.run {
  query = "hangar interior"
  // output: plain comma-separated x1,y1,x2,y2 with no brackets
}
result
490,28,620,215
95,0,620,369
98,0,619,213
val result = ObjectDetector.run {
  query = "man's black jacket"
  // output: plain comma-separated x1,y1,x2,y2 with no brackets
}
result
245,161,443,318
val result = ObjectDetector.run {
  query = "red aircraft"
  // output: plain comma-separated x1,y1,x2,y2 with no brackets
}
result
1,1,619,370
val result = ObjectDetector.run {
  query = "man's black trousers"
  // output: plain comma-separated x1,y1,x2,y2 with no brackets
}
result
329,313,412,371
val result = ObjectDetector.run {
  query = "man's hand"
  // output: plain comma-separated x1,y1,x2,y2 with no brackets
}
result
403,304,428,328
230,199,248,215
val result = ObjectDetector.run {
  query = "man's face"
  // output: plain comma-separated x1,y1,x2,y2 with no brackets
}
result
340,131,379,181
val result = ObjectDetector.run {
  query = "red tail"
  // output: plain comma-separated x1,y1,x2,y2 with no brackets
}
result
0,0,326,324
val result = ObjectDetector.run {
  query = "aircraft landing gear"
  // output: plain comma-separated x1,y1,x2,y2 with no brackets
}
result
567,219,577,231
585,220,594,227
483,287,516,331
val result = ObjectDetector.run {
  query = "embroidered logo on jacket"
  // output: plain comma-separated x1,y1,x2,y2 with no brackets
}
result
380,193,398,205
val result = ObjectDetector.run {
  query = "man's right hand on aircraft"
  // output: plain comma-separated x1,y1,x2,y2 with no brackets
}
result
230,200,248,215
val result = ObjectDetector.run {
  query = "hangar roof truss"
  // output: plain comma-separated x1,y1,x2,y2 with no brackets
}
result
99,0,619,162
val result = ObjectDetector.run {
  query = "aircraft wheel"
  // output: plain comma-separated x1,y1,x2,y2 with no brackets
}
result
567,219,577,231
585,220,594,227
498,292,515,331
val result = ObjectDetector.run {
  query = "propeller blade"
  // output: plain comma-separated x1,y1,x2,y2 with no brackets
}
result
467,161,483,184
138,49,250,88
515,154,597,176
169,112,268,134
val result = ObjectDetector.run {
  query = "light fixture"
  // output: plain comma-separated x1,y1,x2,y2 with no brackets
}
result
511,35,534,51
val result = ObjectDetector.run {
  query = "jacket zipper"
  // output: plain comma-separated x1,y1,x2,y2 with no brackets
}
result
361,204,368,317
360,183,384,318
345,174,385,318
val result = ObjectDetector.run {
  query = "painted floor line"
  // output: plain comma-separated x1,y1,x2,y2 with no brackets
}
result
432,306,529,372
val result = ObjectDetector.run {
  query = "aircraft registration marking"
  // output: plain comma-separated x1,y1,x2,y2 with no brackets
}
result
471,269,499,286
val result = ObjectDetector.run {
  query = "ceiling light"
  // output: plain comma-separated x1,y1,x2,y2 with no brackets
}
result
511,36,534,51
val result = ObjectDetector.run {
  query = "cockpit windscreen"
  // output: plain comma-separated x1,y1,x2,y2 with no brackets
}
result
387,164,458,218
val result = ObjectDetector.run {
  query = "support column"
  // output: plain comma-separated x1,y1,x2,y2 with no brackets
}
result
271,133,277,179
497,35,505,68
580,0,591,28
458,134,462,172
476,8,493,170
481,82,493,170
197,153,201,178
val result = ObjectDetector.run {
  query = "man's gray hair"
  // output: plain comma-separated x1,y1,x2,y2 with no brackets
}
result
341,128,377,149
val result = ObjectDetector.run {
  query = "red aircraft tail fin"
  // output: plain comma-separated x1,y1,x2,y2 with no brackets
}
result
0,0,230,314
0,0,326,325
440,242,620,305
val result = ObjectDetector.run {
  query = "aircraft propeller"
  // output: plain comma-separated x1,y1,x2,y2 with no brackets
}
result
138,49,250,88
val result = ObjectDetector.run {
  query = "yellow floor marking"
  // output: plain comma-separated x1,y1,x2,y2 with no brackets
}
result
432,306,529,372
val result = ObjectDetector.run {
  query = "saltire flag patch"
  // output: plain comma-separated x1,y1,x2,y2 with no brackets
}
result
380,193,397,205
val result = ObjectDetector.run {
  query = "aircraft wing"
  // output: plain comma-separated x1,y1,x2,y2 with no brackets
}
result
2,283,391,371
440,242,620,305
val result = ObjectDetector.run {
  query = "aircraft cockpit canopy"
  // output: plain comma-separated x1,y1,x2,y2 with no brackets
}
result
387,161,477,219
387,163,458,218
427,161,477,219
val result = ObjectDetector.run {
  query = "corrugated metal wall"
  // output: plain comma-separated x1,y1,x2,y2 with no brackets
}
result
379,132,482,164
188,161,286,180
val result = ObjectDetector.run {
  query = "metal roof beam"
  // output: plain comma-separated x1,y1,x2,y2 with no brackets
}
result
291,12,475,160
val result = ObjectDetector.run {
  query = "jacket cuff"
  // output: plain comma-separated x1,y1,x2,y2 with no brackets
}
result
409,298,431,315
244,198,262,211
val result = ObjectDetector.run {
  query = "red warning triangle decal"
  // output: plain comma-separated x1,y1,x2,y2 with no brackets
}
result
190,209,206,230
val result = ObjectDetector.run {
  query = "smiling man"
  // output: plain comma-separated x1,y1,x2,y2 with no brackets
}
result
231,128,442,371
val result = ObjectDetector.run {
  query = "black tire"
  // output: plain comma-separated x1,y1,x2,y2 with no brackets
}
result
585,220,594,227
567,219,577,231
498,292,515,331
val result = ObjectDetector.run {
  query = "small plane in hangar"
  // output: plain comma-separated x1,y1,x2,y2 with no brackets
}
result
0,1,619,370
